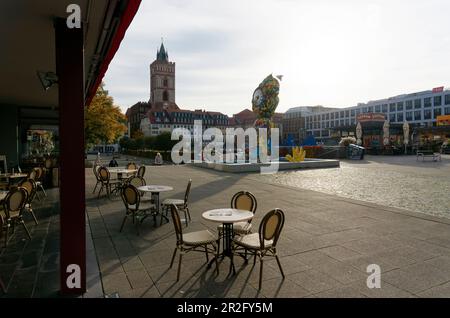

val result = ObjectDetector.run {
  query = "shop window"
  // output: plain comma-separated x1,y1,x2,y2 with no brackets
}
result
424,110,432,120
434,108,441,118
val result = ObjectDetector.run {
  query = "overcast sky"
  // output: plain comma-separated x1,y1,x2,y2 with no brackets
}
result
104,0,450,116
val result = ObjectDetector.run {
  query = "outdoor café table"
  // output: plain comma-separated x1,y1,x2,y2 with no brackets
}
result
137,185,173,224
0,173,28,187
202,208,254,274
108,168,137,180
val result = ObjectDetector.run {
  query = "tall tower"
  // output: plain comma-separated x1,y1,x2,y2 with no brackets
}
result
150,41,176,108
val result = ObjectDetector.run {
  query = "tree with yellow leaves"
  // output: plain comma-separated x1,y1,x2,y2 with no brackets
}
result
85,82,127,150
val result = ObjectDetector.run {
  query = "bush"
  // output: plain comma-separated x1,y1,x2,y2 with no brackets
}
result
339,137,356,147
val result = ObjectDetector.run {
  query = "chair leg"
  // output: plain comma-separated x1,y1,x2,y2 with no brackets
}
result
39,185,47,197
92,181,99,194
29,208,38,225
183,209,189,227
186,207,191,221
275,254,285,278
97,184,103,199
253,251,257,266
20,220,32,240
258,255,264,290
204,246,209,263
177,253,183,281
170,248,177,268
119,215,127,232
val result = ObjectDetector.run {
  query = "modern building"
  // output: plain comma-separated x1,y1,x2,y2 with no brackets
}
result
281,106,337,145
304,87,450,144
230,109,283,132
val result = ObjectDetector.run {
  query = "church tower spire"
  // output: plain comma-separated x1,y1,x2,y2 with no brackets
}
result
156,39,168,61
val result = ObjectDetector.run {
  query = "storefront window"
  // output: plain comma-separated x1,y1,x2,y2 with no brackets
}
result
424,109,432,119
445,107,450,115
389,114,396,122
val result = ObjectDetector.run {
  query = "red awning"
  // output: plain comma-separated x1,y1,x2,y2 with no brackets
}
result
85,0,141,106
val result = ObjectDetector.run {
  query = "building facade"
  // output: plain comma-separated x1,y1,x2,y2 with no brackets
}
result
281,106,337,145
150,42,176,108
304,87,450,143
125,101,151,135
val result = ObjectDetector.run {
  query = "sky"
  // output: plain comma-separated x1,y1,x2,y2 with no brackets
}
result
104,0,450,116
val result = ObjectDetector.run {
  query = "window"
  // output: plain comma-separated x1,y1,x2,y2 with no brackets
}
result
445,94,450,105
345,119,349,126
424,97,431,107
414,111,422,121
397,113,404,122
434,96,442,106
163,91,169,101
340,120,344,126
396,102,404,111
363,107,368,113
163,79,168,87
330,121,335,128
330,113,334,119
389,113,396,122
345,110,349,117
381,104,388,113
340,111,344,117
414,99,421,109
406,111,413,121
424,109,432,120
405,100,413,110
375,105,381,113
335,120,339,127
445,107,450,115
326,113,329,120
389,103,396,112
351,109,355,116
434,108,441,118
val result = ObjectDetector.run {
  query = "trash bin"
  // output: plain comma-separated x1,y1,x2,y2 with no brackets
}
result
347,144,365,160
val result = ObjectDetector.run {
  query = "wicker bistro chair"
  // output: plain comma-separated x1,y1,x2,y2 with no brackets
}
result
136,166,145,178
169,204,219,281
1,187,31,248
28,169,37,181
162,179,192,226
92,165,102,194
34,167,47,200
119,184,155,235
232,209,285,290
217,191,257,247
126,162,138,176
19,178,39,225
125,176,153,203
97,166,122,199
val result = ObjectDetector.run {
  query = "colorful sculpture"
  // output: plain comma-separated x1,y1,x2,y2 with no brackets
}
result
286,146,306,162
252,74,281,129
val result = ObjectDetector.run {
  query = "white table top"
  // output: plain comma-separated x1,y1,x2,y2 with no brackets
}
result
202,208,254,223
108,168,137,174
138,185,173,193
0,173,28,178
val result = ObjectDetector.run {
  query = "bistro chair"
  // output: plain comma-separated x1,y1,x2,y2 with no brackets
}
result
126,162,138,175
119,184,155,235
1,187,31,248
125,176,153,202
19,178,39,225
34,167,46,200
232,209,285,290
162,179,192,226
28,169,37,181
169,204,219,281
217,191,257,248
97,166,121,199
92,165,102,194
137,165,146,178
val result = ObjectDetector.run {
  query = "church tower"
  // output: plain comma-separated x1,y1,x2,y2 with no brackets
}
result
150,41,176,109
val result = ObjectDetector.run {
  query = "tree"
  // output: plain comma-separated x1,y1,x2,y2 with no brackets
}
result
154,132,176,151
85,82,127,150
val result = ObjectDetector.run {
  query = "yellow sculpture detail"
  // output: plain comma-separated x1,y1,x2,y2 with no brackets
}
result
286,147,306,162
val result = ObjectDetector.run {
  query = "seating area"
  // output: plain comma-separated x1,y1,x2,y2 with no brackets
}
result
89,163,287,291
416,146,444,162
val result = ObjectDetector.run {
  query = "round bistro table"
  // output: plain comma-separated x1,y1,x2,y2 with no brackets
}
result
138,185,173,225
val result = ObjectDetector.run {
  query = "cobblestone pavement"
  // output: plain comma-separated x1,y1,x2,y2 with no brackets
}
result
257,155,450,219
85,163,450,298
